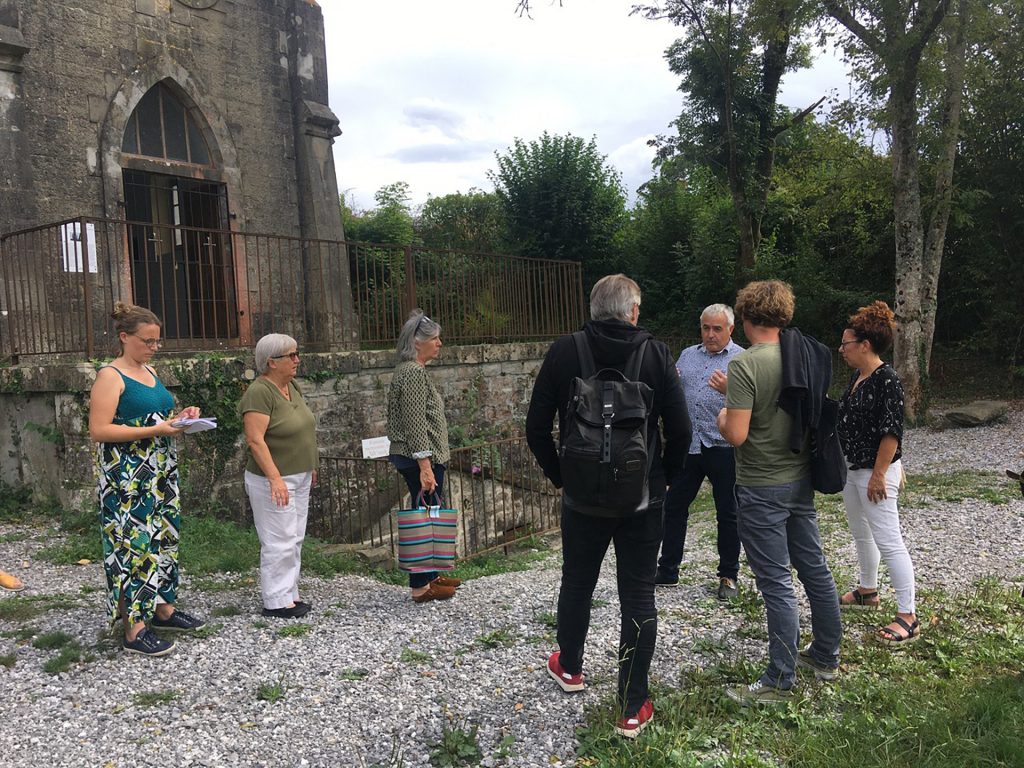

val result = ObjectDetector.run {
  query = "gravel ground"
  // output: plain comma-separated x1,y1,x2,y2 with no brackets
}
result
1,411,1022,768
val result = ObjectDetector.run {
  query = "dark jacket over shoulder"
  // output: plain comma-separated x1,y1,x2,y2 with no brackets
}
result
779,327,833,452
525,319,692,511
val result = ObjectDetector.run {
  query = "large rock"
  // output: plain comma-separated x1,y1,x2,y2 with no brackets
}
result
942,400,1009,427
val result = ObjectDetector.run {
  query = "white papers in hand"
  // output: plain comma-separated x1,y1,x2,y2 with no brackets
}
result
170,417,218,434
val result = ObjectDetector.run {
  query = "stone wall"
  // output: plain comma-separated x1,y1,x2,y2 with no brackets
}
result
0,342,549,511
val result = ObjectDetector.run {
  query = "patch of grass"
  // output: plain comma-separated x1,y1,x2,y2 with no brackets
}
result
190,574,257,593
476,628,516,648
31,631,74,650
212,604,242,617
535,610,557,628
189,623,223,639
904,471,1014,505
0,594,65,622
0,653,16,667
429,720,482,768
252,620,269,629
42,645,82,675
401,647,433,664
133,689,180,707
1,626,37,641
0,481,34,521
277,623,312,638
256,677,287,703
578,581,1024,768
180,515,262,574
0,531,29,543
339,667,370,681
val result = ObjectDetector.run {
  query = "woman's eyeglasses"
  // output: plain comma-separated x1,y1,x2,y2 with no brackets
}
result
132,334,163,350
838,339,861,348
271,352,300,361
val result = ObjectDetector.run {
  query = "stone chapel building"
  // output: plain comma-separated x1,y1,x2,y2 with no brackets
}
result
0,0,355,355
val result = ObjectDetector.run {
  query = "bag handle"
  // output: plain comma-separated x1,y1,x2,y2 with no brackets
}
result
415,489,444,508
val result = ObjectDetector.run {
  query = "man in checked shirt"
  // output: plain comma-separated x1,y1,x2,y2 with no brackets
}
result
656,304,745,600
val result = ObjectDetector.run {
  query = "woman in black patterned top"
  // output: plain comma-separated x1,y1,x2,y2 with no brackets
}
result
386,310,461,603
836,301,918,644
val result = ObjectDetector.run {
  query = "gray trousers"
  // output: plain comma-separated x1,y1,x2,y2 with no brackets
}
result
735,475,842,688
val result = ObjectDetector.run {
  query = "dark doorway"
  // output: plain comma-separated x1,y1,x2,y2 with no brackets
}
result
123,170,238,341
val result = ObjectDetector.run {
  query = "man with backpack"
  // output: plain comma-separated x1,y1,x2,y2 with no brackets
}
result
526,274,691,738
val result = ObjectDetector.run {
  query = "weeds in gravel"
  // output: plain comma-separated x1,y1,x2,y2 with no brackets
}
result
133,689,180,707
277,624,312,638
212,604,242,617
31,631,74,650
0,653,15,667
429,719,482,768
42,644,82,675
904,471,1016,506
476,628,516,648
252,620,269,629
535,610,557,628
360,738,406,768
0,594,65,622
1,626,37,641
339,667,370,680
401,647,433,664
577,580,1024,767
256,676,287,703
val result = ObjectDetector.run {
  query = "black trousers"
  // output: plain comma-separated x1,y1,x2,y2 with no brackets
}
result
556,502,662,717
658,445,740,580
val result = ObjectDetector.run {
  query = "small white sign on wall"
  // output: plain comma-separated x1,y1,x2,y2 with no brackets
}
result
361,436,391,459
60,222,98,273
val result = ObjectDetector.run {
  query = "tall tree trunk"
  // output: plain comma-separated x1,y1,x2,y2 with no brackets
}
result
889,68,929,424
920,0,969,376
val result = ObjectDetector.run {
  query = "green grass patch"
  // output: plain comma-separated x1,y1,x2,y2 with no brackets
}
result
904,471,1015,506
276,624,312,638
42,645,82,675
476,627,516,648
429,720,482,767
256,677,287,703
339,667,370,681
401,647,432,664
0,594,66,622
31,631,74,650
0,653,15,667
133,689,181,707
577,580,1024,767
212,604,242,617
0,481,35,522
1,626,37,641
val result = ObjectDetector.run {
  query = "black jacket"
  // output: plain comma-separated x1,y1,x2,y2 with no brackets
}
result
779,327,833,452
525,319,692,513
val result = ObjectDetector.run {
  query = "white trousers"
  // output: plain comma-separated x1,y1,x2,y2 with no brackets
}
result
245,470,312,610
842,460,916,614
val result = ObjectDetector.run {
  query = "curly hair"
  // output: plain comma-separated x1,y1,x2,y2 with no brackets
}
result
734,280,795,329
847,300,896,354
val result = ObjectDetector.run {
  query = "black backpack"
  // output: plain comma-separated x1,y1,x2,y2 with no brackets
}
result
559,331,654,515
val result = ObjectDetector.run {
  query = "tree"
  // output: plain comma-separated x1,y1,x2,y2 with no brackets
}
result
415,188,508,253
637,0,823,282
825,0,969,421
342,182,416,245
489,132,627,286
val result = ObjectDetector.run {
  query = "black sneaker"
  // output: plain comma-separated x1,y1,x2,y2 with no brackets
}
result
122,628,176,657
262,604,307,619
151,609,207,632
655,570,679,587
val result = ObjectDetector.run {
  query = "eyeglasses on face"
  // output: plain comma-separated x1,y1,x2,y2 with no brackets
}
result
271,352,300,361
838,339,862,348
132,334,163,350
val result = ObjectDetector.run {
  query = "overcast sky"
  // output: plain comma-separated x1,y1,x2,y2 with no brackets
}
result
321,1,851,212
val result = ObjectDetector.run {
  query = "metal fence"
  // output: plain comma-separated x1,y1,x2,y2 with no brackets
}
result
307,437,561,560
0,217,585,360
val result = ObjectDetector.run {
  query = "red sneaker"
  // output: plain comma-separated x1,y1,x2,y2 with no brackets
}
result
614,699,654,738
547,651,585,692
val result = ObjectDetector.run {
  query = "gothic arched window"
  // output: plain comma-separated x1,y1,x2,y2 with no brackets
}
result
121,82,211,166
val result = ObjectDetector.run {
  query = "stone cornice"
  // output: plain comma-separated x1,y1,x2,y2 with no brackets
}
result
0,24,29,73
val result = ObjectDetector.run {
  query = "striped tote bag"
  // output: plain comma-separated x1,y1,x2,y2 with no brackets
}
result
396,492,458,572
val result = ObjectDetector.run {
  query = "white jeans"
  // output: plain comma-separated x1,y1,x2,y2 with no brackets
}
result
842,460,916,614
245,470,312,610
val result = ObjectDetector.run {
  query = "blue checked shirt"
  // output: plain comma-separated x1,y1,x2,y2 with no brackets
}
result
676,340,745,454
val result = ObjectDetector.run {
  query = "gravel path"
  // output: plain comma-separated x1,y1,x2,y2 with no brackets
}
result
2,411,1022,767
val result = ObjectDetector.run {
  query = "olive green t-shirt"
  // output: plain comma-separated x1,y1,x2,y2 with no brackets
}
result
725,343,809,486
239,377,319,476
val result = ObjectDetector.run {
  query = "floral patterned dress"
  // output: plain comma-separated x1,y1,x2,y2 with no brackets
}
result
96,367,180,625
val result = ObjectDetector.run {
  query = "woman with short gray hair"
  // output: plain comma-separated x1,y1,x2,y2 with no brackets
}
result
386,309,460,603
240,333,318,619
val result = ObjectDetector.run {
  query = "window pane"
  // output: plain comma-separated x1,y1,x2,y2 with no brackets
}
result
186,116,210,165
136,87,164,158
122,113,139,154
162,90,189,161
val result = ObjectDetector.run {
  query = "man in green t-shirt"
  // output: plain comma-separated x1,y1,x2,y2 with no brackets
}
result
716,280,842,705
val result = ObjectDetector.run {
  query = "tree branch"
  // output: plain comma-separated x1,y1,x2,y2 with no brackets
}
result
770,95,827,139
907,0,951,61
823,0,883,55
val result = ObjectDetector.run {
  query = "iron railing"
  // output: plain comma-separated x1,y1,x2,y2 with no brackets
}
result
0,217,586,360
307,437,561,560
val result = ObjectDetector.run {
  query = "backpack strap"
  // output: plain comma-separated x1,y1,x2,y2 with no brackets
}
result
625,340,649,382
571,331,597,378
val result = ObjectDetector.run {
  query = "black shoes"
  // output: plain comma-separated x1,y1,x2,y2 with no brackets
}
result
122,628,176,657
262,602,312,619
151,609,207,631
655,569,679,587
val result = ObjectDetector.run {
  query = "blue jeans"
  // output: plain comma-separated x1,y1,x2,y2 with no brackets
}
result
393,458,446,590
556,502,663,717
735,475,842,689
658,446,740,580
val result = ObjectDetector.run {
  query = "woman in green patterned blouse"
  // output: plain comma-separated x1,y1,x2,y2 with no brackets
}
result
387,310,461,603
